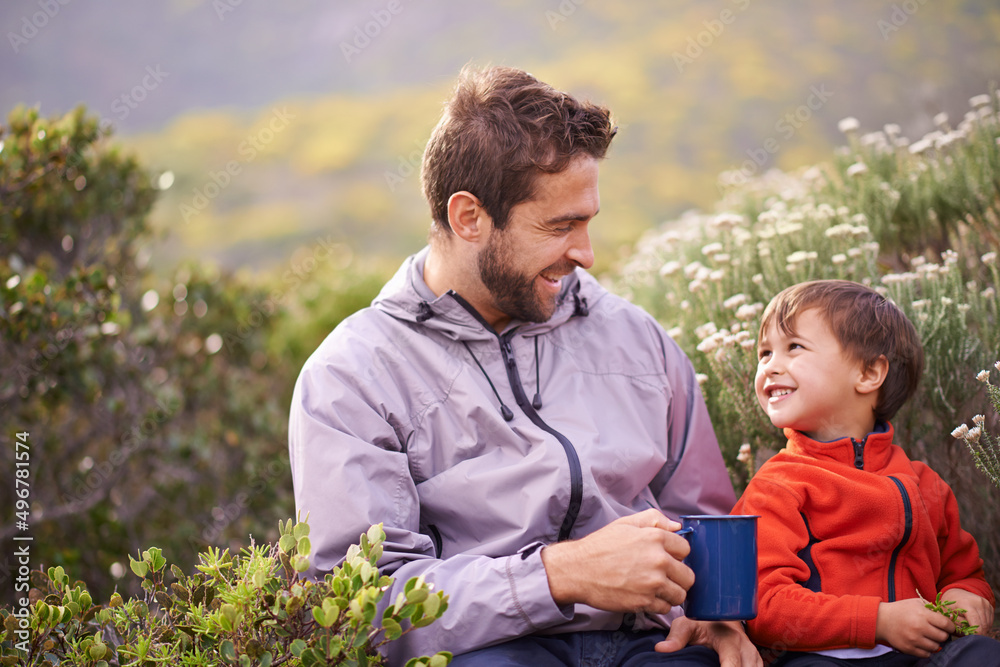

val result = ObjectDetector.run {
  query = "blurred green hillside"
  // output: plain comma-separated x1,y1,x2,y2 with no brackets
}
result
96,0,1000,276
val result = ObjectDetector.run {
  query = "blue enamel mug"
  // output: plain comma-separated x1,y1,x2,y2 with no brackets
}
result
676,515,760,620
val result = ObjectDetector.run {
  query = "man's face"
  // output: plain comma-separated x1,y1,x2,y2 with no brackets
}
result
475,156,600,328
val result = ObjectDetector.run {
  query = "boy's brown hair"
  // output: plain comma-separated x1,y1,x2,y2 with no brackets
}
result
421,65,617,233
758,279,924,422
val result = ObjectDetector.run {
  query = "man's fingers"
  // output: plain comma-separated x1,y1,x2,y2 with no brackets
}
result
620,507,681,531
663,529,692,560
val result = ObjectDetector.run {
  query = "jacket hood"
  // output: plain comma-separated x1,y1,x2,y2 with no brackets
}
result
371,246,600,342
783,422,895,471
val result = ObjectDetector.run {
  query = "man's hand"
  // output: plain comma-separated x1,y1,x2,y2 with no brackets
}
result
940,588,994,634
876,599,954,657
656,618,762,667
540,508,693,615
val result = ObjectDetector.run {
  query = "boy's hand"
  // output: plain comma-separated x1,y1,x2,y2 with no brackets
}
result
941,589,994,634
875,599,954,657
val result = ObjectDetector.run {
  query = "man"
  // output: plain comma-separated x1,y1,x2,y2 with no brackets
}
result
289,65,760,666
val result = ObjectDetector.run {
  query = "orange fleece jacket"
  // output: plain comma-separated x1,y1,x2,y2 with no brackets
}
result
732,423,993,652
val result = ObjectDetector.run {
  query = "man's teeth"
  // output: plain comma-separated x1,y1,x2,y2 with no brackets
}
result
770,388,793,397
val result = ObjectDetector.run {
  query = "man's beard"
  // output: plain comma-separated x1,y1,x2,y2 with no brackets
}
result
477,230,568,324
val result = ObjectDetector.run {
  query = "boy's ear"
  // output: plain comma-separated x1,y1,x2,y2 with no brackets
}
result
856,355,889,396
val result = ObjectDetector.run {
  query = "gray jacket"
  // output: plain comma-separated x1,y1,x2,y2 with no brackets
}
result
289,248,736,664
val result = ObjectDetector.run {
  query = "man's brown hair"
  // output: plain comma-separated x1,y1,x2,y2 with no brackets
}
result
758,279,924,422
421,65,617,232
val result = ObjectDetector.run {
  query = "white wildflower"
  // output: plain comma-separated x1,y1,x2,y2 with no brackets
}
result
983,287,996,299
695,322,719,340
951,424,969,439
995,361,1000,373
832,253,847,265
851,213,868,224
970,94,991,110
689,279,707,293
711,213,744,229
977,370,990,383
776,222,804,236
941,249,958,265
714,253,731,264
909,138,933,155
696,373,708,386
736,303,764,322
825,223,854,239
709,269,725,282
911,300,929,310
723,293,749,310
911,256,926,267
666,327,683,340
680,300,691,311
863,242,880,254
740,338,757,350
933,112,949,129
697,335,721,353
737,443,752,464
684,261,704,279
941,297,953,306
702,242,724,257
838,117,860,133
957,304,971,314
884,123,901,137
659,261,681,277
836,206,850,217
917,312,929,322
967,426,982,444
847,247,863,259
973,414,986,426
846,162,868,178
983,252,997,264
751,274,764,285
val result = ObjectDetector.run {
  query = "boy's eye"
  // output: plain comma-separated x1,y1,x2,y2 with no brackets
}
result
758,349,771,360
788,342,803,351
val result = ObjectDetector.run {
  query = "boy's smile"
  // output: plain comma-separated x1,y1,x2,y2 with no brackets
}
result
755,308,879,442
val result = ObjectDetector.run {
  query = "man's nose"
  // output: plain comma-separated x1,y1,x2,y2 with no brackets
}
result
567,227,594,270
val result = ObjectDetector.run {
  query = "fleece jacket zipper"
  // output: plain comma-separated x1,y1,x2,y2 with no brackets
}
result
886,476,913,601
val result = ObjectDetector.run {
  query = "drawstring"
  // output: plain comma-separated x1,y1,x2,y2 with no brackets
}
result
532,337,542,410
462,341,514,421
416,301,434,322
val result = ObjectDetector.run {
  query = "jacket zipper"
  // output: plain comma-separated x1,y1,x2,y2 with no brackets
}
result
852,438,865,469
886,476,913,601
447,292,584,542
499,330,583,541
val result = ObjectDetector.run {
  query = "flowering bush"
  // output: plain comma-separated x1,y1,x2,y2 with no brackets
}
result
611,90,1000,582
953,362,1000,489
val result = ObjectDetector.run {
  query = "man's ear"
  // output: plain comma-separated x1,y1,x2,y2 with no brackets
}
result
447,191,491,243
857,355,889,396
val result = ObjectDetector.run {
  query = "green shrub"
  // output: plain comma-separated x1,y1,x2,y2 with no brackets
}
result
0,519,451,667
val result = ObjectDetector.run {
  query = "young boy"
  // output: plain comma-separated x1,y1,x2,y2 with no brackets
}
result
732,279,997,666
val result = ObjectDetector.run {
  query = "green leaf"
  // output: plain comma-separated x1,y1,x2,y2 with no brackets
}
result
429,653,451,667
289,639,307,657
259,652,273,667
278,534,296,553
383,618,403,640
366,523,384,546
312,606,332,628
405,588,428,604
293,522,310,540
301,648,324,667
129,556,149,578
297,536,311,557
219,639,236,662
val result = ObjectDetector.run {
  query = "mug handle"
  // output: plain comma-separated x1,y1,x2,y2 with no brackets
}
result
675,527,693,537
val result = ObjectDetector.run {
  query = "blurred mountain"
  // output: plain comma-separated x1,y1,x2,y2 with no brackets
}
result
3,0,999,275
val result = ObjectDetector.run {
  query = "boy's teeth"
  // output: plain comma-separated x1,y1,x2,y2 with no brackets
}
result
771,388,792,397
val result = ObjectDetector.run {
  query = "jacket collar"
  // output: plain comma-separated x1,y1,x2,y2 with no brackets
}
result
783,422,895,471
372,246,599,342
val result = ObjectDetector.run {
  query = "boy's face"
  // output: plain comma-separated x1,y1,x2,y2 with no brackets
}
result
755,308,876,442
